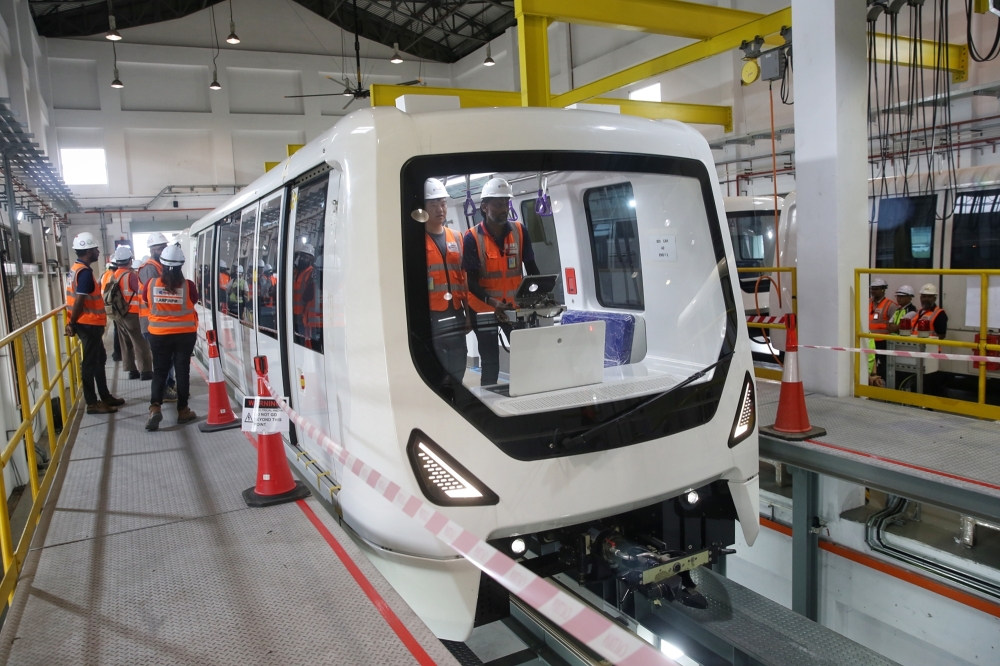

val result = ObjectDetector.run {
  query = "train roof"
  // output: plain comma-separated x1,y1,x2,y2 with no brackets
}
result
189,105,717,236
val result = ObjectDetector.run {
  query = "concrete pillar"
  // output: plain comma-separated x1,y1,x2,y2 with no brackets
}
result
792,0,869,397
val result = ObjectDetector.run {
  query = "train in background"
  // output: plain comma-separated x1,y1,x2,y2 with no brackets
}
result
183,105,760,640
725,165,1000,398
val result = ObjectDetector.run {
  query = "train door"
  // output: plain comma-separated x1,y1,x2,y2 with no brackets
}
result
253,190,286,400
285,172,333,449
237,203,260,392
194,227,216,359
216,211,247,392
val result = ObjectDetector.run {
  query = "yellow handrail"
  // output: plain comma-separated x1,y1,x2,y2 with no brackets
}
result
0,306,82,604
855,268,998,421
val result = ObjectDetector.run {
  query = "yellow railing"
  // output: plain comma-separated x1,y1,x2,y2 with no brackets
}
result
0,306,82,605
738,266,797,381
855,268,1000,421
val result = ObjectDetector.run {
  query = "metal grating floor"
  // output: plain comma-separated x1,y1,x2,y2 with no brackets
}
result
0,362,458,666
757,379,1000,501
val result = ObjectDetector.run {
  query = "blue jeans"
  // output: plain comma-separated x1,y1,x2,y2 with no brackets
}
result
143,331,174,387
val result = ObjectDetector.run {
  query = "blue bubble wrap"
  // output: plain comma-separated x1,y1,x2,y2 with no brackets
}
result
561,310,635,367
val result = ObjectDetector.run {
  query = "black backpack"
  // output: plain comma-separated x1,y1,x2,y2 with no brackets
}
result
103,273,133,321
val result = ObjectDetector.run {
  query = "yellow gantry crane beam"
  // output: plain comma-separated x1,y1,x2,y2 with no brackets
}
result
871,33,969,83
369,84,733,131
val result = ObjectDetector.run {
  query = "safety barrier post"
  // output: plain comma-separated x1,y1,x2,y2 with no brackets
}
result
51,314,67,428
35,321,57,457
14,337,40,497
979,273,988,406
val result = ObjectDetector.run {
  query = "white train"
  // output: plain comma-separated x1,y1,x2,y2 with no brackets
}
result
186,105,760,640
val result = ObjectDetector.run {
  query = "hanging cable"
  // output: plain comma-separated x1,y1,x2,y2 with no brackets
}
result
967,0,1000,61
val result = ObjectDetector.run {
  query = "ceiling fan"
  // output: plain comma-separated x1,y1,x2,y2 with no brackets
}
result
285,0,422,110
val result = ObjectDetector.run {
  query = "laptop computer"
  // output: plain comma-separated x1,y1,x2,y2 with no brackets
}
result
513,274,559,308
508,320,605,397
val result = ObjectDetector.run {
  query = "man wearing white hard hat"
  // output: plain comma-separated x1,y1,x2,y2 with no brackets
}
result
868,277,898,382
110,245,152,379
423,178,470,381
887,284,917,335
462,176,540,386
915,283,948,339
138,232,177,399
292,242,321,350
65,232,126,415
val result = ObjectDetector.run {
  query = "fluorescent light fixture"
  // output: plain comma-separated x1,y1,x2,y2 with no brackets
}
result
629,82,661,103
16,211,23,221
391,43,403,64
484,42,495,67
60,148,109,185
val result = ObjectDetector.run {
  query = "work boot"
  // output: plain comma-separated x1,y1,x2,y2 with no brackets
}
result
140,371,153,381
103,396,126,407
128,370,140,379
87,401,118,415
145,405,163,431
177,407,197,424
111,355,122,363
163,387,178,402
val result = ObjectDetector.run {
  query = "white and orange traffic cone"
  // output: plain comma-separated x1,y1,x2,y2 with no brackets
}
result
198,330,241,432
242,356,311,507
760,314,827,441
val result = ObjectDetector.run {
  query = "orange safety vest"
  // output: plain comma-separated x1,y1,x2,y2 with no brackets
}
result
294,266,322,331
66,261,107,327
100,269,114,292
914,306,944,337
146,277,198,335
219,273,231,313
138,257,163,320
466,222,525,314
869,297,895,333
261,274,277,308
113,267,140,314
426,227,467,312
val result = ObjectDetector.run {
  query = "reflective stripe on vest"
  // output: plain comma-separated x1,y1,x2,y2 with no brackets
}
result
66,262,107,326
114,267,140,314
138,258,163,319
466,222,524,313
915,306,943,336
869,298,895,333
147,278,198,335
426,227,467,312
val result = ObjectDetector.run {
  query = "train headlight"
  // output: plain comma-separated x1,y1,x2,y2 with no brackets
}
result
407,429,499,506
728,372,756,448
510,538,526,555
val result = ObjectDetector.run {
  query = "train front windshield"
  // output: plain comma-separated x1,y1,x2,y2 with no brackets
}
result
402,153,739,460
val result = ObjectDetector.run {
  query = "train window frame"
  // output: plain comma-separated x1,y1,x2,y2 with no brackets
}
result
400,151,739,462
583,182,645,311
256,191,284,341
951,190,1000,269
874,194,937,269
217,211,241,321
289,174,328,354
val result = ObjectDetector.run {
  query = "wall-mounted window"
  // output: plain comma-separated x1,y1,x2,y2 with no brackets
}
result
60,148,108,185
874,195,936,269
951,190,1000,269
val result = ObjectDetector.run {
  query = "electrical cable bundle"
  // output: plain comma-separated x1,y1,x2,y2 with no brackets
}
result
967,0,1000,62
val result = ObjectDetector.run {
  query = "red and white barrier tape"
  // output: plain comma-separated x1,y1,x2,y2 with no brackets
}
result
260,377,674,666
746,315,786,325
800,344,996,364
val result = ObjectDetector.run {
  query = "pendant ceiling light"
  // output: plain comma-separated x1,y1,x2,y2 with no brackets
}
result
226,0,240,45
106,14,122,41
483,42,495,67
110,41,123,88
209,5,223,90
391,43,403,64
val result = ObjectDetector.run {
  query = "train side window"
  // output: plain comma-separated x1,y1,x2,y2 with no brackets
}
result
291,177,327,353
235,205,258,325
951,191,1000,269
584,182,644,310
198,227,215,312
874,195,936,269
257,193,283,339
217,212,240,318
521,198,563,303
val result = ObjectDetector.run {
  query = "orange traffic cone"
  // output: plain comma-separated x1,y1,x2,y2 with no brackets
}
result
759,314,827,441
243,356,311,507
199,330,241,432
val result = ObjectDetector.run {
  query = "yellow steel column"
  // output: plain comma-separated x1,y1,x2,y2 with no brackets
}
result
854,270,862,390
979,273,988,405
516,1,551,107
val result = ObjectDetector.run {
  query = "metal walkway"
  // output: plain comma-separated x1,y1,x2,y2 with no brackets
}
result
0,364,458,666
757,379,1000,522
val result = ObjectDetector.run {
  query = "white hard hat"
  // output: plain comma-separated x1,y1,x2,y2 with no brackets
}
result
160,244,185,267
219,260,228,270
147,232,169,247
295,241,315,257
72,232,98,250
132,259,141,269
480,177,514,200
896,284,915,296
870,278,888,288
237,265,244,274
424,178,448,200
113,245,134,263
920,283,938,296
